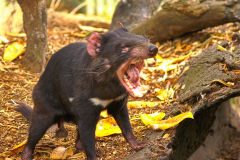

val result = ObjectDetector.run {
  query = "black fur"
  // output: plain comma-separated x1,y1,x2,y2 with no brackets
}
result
15,103,32,121
16,28,158,160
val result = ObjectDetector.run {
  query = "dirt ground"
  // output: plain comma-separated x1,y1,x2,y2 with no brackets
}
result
0,13,240,160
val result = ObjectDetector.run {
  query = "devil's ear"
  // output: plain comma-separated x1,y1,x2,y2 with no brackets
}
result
87,32,102,57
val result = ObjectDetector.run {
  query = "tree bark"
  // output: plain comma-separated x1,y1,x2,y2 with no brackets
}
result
110,0,161,31
17,0,47,73
128,0,240,42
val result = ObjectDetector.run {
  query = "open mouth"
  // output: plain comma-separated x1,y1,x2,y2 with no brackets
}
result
117,59,145,98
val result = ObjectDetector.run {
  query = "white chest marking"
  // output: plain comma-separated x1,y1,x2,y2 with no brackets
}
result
69,97,74,102
89,95,125,108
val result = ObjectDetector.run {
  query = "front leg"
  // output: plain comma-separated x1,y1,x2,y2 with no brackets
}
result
71,101,101,160
107,97,146,150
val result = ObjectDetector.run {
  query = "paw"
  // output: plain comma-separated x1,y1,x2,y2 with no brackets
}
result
22,147,33,160
96,149,103,157
131,141,148,151
55,128,68,138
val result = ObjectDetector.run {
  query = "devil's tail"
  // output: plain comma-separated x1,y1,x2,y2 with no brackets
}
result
15,102,33,121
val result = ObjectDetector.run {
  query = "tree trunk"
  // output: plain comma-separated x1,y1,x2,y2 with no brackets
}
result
131,0,240,42
17,0,47,73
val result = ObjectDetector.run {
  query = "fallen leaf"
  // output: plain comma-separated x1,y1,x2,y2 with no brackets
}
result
70,32,90,38
156,88,174,101
140,112,166,126
95,117,121,137
142,112,194,130
127,101,161,109
5,136,13,142
154,53,191,82
0,140,26,157
78,25,108,33
231,46,235,52
234,59,240,64
51,146,73,159
155,54,163,61
163,133,170,140
211,79,234,87
100,110,108,118
6,32,26,37
217,45,226,51
3,42,26,62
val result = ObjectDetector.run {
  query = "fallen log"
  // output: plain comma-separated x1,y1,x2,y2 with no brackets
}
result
112,0,240,42
124,34,240,160
110,0,160,30
47,9,110,29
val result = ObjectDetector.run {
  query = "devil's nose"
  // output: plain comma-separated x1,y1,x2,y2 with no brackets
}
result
149,45,158,56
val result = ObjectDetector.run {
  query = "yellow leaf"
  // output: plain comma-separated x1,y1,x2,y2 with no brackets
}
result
156,88,174,101
156,53,191,67
95,117,121,137
140,112,165,126
0,140,26,157
100,110,108,118
212,79,234,87
217,45,226,51
78,25,108,33
3,42,26,62
155,53,191,82
234,59,240,64
143,112,194,130
156,89,168,100
163,133,170,139
155,54,163,60
6,32,26,37
127,101,161,109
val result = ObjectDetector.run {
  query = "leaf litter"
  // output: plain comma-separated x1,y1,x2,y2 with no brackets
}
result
0,11,240,160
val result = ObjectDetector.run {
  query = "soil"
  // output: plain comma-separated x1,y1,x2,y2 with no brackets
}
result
0,12,240,160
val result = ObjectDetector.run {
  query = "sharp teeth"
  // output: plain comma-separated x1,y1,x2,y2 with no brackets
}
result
131,59,141,64
126,79,131,85
131,59,143,65
132,59,138,64
124,75,133,89
124,75,128,80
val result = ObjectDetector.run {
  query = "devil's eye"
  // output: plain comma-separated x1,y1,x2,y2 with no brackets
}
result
121,47,130,53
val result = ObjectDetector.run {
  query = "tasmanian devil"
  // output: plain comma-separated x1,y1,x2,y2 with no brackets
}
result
15,26,158,160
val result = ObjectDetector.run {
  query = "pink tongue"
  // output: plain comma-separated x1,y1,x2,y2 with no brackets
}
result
127,65,139,87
